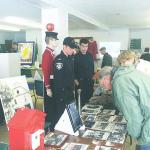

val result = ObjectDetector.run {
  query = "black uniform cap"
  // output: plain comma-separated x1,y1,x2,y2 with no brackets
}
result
63,37,78,49
45,31,58,40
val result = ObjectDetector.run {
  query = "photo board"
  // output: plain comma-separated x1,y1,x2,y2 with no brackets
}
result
0,76,33,124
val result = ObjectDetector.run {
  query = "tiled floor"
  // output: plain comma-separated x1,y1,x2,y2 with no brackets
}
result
0,98,136,150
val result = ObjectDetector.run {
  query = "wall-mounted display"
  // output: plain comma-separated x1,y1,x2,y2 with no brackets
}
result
18,41,35,65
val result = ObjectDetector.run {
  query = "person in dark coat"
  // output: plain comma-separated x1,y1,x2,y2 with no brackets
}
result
74,38,94,107
53,37,77,125
140,47,150,62
99,47,112,68
41,31,58,131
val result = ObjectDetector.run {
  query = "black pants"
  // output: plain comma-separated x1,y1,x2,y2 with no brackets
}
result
54,88,75,126
0,102,4,124
44,81,57,130
75,79,94,107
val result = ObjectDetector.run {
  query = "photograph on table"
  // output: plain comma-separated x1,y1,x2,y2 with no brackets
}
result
84,121,95,128
82,104,103,110
95,145,121,150
82,129,110,140
96,115,115,122
44,132,68,147
106,132,126,144
84,115,96,122
92,122,114,131
62,142,89,150
112,115,127,124
0,76,33,124
82,108,100,115
112,123,127,134
100,109,116,116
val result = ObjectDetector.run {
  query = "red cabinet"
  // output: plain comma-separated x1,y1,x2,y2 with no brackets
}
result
8,108,45,150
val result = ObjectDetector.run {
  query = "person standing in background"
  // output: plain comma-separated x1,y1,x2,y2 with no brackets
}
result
53,37,78,125
99,47,113,68
140,47,150,61
88,37,98,60
41,30,58,131
74,38,94,107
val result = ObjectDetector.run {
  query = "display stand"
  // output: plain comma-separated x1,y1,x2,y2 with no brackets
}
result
55,109,79,136
55,102,83,136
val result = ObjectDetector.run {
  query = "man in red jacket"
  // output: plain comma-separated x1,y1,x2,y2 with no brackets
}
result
41,31,58,131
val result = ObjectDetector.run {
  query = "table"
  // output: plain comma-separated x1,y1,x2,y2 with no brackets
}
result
45,131,125,150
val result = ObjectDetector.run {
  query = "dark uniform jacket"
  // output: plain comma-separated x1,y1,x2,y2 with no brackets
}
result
74,51,94,81
101,53,112,68
53,51,75,104
74,51,94,106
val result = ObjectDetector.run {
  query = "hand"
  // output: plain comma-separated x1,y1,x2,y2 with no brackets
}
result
46,88,52,97
74,80,79,86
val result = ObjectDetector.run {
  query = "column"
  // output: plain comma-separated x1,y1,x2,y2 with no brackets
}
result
41,8,68,55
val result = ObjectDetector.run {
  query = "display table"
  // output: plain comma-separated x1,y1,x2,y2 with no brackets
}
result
44,131,125,150
44,96,126,150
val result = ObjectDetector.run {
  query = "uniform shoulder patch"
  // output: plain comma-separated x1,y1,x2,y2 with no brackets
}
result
56,62,63,70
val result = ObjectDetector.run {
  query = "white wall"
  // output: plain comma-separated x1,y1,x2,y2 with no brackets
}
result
130,29,150,52
41,8,68,56
0,53,20,78
26,29,42,63
69,28,129,50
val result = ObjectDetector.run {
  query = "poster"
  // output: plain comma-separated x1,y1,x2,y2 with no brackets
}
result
0,76,33,124
18,42,34,65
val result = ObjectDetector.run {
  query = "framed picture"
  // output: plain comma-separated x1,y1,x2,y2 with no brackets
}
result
17,41,35,65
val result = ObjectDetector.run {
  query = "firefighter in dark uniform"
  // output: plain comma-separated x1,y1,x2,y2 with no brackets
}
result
53,37,77,124
74,38,94,107
41,31,58,131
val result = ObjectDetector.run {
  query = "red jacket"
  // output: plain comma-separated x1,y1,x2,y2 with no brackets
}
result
42,47,55,89
88,40,98,60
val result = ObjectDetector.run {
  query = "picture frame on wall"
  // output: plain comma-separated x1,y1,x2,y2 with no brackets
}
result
17,41,35,66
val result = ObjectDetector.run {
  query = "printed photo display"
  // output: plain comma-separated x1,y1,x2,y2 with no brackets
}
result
0,76,33,124
82,129,110,140
62,143,89,150
95,145,121,150
44,133,68,147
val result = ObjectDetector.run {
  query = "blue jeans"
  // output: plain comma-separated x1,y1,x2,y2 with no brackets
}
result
136,145,150,150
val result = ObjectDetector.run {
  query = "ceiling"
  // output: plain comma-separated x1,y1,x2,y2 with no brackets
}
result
60,0,150,29
1,0,150,30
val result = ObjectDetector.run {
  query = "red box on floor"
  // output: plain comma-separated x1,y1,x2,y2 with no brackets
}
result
8,108,46,150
